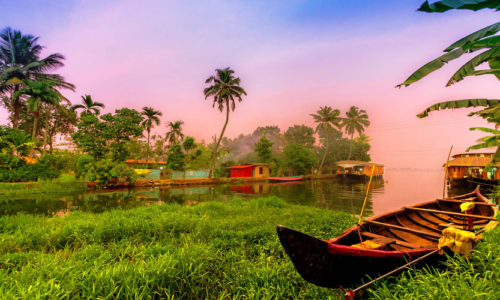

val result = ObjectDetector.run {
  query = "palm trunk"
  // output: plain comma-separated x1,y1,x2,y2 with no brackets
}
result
11,87,20,128
318,134,329,174
31,112,39,157
146,128,151,169
348,133,354,160
208,100,230,178
42,114,49,156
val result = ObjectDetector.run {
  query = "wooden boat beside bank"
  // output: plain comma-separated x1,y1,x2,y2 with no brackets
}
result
277,187,498,288
268,176,304,182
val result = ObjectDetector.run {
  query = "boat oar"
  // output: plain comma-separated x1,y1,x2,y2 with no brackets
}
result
341,248,440,300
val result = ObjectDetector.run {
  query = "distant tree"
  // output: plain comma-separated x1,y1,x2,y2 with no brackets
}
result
166,144,185,171
284,125,315,149
165,120,184,146
311,106,342,173
0,27,75,128
14,80,63,146
204,67,247,178
342,106,370,160
39,102,76,152
283,143,316,175
254,133,274,163
72,108,144,161
140,106,162,166
71,95,105,115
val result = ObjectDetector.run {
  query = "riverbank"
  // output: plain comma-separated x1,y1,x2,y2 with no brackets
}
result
0,175,87,196
89,174,337,188
0,196,497,298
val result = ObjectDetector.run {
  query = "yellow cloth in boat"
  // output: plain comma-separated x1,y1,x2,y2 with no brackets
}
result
438,227,479,258
460,202,475,212
351,240,384,249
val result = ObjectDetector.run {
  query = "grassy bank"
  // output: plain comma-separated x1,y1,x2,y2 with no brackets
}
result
0,197,354,299
0,174,87,196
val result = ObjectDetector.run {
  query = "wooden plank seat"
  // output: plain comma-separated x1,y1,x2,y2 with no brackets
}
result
365,220,441,239
361,232,421,249
438,199,497,206
404,206,497,221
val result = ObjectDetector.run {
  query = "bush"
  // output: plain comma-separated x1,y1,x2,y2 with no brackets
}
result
85,159,137,187
75,154,95,179
0,153,60,182
38,150,78,173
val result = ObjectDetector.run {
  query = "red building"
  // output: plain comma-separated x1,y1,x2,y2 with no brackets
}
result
227,163,270,178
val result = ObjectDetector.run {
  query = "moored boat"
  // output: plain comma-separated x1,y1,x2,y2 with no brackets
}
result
268,176,304,182
277,187,498,288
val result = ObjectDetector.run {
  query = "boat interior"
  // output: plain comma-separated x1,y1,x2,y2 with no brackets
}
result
332,191,498,252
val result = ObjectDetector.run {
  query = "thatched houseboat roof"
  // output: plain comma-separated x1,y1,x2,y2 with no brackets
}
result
336,160,384,168
445,153,500,167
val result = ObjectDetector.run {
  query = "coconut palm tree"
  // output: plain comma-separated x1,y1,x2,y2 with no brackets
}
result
310,106,342,173
14,80,63,154
141,106,162,165
72,95,105,115
342,106,370,160
165,121,184,146
204,67,247,177
0,27,74,128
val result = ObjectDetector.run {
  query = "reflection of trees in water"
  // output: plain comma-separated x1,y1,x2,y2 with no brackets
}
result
1,179,385,217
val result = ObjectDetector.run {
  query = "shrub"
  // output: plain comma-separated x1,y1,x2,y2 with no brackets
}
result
85,159,137,187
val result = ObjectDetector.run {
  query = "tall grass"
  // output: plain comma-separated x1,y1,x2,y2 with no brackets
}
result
0,197,353,299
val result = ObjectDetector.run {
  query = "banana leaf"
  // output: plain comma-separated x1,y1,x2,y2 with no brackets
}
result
417,99,500,118
419,0,500,13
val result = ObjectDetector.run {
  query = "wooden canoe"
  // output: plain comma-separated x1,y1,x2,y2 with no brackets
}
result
268,176,304,182
277,187,498,288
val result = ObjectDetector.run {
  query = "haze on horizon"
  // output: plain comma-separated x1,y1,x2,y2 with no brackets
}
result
2,0,500,169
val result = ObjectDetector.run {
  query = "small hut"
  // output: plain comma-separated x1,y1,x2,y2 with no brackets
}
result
227,163,270,178
445,153,500,187
336,160,384,181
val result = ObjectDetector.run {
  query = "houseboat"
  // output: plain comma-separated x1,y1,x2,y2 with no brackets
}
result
336,160,384,181
446,153,499,187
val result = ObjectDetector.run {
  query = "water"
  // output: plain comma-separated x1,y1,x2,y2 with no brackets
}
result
0,170,477,217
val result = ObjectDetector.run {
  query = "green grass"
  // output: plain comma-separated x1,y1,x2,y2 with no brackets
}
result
0,197,353,299
0,174,87,196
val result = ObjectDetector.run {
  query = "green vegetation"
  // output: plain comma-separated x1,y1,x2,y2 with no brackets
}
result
0,175,86,196
0,197,354,299
399,2,500,160
1,26,372,184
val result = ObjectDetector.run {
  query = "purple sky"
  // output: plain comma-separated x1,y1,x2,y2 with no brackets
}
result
2,1,500,168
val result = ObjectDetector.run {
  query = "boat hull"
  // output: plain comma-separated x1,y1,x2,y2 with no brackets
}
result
277,225,438,288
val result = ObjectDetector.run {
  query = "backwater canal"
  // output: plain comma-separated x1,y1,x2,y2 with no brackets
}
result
0,169,475,217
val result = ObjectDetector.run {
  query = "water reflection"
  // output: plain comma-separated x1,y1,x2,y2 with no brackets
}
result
0,171,485,217
0,178,383,217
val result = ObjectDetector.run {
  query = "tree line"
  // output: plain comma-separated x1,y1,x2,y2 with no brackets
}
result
0,27,371,184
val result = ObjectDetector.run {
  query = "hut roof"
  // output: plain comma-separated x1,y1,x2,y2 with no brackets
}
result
445,156,500,167
125,160,166,165
452,152,494,159
227,163,268,169
336,160,384,168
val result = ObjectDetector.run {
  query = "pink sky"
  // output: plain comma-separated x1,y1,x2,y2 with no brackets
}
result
2,1,500,169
